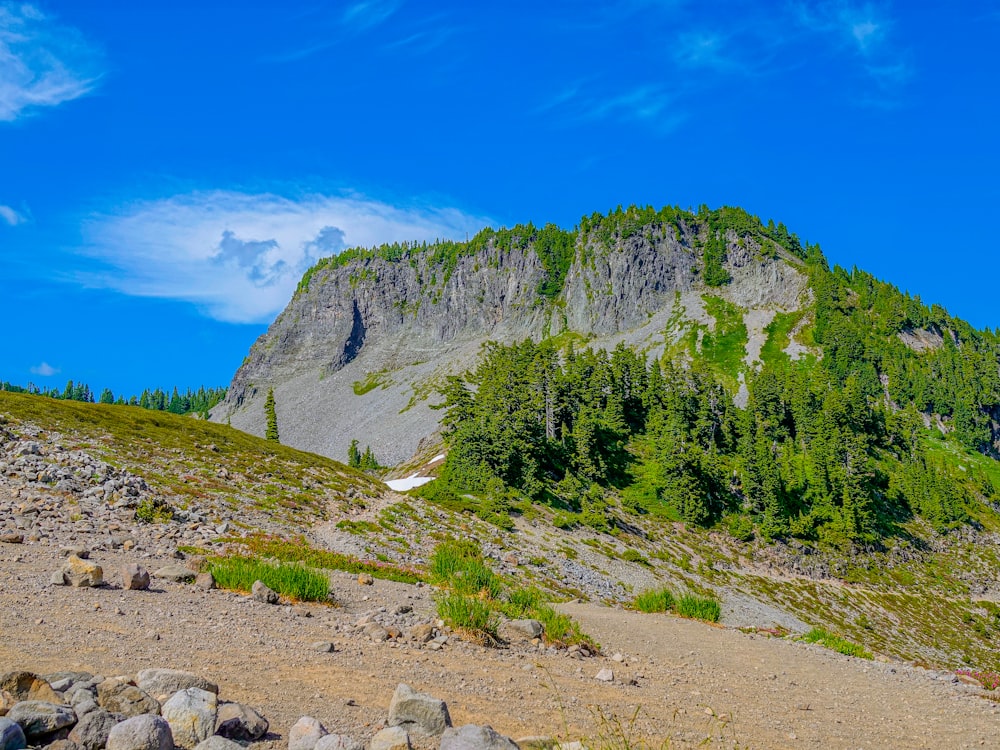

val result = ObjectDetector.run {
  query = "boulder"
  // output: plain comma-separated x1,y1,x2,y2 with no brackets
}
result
6,701,76,741
214,702,268,742
105,715,173,750
314,734,362,750
193,737,243,750
152,565,195,583
96,680,159,717
69,709,119,750
594,669,614,683
407,624,435,643
440,725,520,750
62,556,104,587
499,620,543,641
387,684,451,737
0,672,62,704
287,717,326,750
0,717,26,750
161,688,217,750
136,670,218,703
251,580,279,604
194,572,215,590
121,563,150,591
368,727,410,750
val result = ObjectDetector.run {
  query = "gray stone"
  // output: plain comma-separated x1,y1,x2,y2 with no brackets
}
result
6,701,76,741
440,725,520,750
0,533,23,545
69,708,119,750
62,546,90,559
500,619,543,640
0,672,62,704
161,688,217,750
368,727,410,750
407,624,435,643
62,556,104,587
311,642,335,653
288,716,326,750
97,680,159,717
314,734,362,750
251,580,279,604
0,717,26,750
50,570,67,586
105,715,173,750
152,565,195,583
46,740,81,750
136,670,218,703
121,563,150,591
194,572,215,590
594,669,614,683
193,737,244,750
214,702,268,741
387,684,451,737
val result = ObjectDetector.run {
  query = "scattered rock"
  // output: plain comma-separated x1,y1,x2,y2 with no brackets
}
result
0,672,61,704
194,572,215,590
500,619,543,641
0,717,27,750
357,574,374,586
407,624,435,643
62,556,104,588
0,533,23,545
440,725,520,750
136,670,218,703
62,546,89,559
152,565,194,583
68,708,119,750
160,688,217,750
121,563,150,591
193,737,243,750
96,680,159,718
314,735,362,750
214,702,268,742
251,580,279,604
387,684,451,737
311,642,335,653
105,715,173,750
594,669,614,683
369,727,410,750
6,701,76,741
288,716,327,750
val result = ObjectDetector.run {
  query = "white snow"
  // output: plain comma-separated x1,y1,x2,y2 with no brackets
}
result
430,454,446,464
385,474,435,491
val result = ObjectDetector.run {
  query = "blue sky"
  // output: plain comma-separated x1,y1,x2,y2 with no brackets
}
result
2,0,998,397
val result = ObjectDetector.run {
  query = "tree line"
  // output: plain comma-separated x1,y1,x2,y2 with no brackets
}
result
0,380,226,418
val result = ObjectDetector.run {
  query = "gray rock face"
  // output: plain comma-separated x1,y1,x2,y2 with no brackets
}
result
251,580,279,604
440,725,520,750
6,701,76,741
160,688,217,750
287,716,326,750
136,670,218,703
68,708,120,750
387,683,451,737
0,717,27,750
96,680,159,718
121,563,150,591
214,702,268,741
105,715,173,750
368,727,410,750
314,734,362,750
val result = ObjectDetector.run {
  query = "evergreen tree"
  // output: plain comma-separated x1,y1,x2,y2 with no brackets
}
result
264,388,279,442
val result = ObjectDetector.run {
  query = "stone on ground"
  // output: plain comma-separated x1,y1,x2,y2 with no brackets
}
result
96,680,159,717
251,580,279,604
105,715,173,750
499,619,544,641
287,716,326,750
160,688,217,750
0,717,27,750
69,708,120,750
62,556,103,588
6,701,76,741
440,725,520,750
387,684,451,737
136,670,218,703
193,736,244,750
314,734,362,750
0,672,61,704
214,702,268,741
121,563,150,591
369,727,410,750
152,565,194,583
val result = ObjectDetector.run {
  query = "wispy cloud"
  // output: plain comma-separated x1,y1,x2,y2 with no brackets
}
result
80,191,491,324
265,0,402,63
30,362,58,377
342,0,400,31
539,82,683,134
0,2,102,121
0,204,26,225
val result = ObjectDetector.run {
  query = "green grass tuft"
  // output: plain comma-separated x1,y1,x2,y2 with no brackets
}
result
632,587,676,613
676,594,722,622
800,627,872,659
436,592,500,642
208,555,330,602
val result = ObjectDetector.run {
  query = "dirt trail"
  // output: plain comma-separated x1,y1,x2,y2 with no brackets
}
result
2,544,998,750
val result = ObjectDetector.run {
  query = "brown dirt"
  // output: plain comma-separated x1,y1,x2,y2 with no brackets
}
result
2,542,1000,749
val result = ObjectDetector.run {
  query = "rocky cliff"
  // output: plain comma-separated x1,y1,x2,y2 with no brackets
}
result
214,207,811,464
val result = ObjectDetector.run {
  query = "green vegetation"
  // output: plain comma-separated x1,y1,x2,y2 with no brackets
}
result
347,439,382,472
675,593,722,622
352,371,385,396
429,539,596,648
0,380,226,418
208,555,330,602
238,533,424,584
264,388,279,442
800,627,872,659
632,587,676,613
134,497,174,524
700,295,749,384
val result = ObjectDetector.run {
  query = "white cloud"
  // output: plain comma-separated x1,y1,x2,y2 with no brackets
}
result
0,204,25,225
0,2,102,121
81,191,491,324
30,362,58,376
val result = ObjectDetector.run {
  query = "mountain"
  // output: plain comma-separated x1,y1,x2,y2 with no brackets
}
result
214,206,821,465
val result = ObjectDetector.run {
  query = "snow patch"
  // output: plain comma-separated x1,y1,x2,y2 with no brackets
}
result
385,474,435,491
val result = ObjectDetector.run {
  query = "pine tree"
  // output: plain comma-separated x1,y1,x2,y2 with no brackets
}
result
264,388,279,442
348,439,361,468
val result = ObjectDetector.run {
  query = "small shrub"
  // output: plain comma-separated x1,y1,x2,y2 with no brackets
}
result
503,586,543,618
135,497,174,524
209,555,329,602
621,548,649,565
632,587,676,613
800,628,872,659
429,539,502,598
676,594,722,623
534,604,598,649
437,592,499,642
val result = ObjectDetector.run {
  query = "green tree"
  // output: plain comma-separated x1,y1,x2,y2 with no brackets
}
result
264,388,279,442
